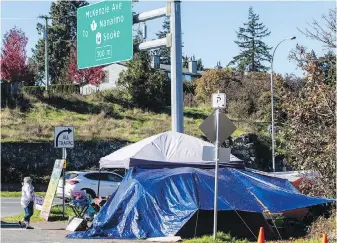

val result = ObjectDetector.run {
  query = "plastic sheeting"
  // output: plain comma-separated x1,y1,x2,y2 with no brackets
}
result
67,167,334,239
99,131,243,169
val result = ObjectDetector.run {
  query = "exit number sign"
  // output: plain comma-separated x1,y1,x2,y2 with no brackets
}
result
77,0,133,69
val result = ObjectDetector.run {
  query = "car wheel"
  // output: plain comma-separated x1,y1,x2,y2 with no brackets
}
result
83,189,96,199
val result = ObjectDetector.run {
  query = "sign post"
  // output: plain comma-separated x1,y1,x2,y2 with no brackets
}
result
62,148,67,218
77,0,133,69
199,91,237,239
54,126,74,218
211,91,226,240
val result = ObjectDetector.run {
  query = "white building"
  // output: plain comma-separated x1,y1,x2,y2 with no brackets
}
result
80,55,205,95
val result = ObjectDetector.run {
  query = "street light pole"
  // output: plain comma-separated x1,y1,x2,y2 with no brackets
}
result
271,36,296,172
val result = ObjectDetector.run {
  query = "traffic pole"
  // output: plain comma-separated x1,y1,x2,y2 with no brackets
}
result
170,0,183,133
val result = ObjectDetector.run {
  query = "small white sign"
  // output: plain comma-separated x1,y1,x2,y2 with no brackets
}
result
212,93,226,109
202,146,231,162
54,126,74,148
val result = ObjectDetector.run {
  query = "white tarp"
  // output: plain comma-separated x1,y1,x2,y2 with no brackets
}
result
246,168,317,182
100,131,242,169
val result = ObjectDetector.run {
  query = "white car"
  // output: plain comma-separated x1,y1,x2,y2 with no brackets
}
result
56,171,123,200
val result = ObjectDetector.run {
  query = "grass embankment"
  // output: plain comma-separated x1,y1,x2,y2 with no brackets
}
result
1,205,74,223
184,232,249,243
1,92,252,143
183,232,323,243
0,191,46,197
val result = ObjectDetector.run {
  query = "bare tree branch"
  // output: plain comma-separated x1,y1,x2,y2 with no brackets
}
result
298,8,336,49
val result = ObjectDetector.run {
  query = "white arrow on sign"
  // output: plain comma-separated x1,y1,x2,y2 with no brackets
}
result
212,93,226,109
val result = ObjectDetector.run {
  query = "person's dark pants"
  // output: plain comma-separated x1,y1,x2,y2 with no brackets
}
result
23,201,34,222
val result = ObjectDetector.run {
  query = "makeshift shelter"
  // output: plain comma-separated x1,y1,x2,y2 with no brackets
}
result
99,131,244,169
67,132,334,240
68,167,333,239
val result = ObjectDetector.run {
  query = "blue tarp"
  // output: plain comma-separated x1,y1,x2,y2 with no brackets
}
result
67,167,334,239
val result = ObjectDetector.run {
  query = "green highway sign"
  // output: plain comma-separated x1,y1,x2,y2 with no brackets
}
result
77,0,133,69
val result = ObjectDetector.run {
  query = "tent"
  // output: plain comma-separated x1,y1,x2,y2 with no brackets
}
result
68,167,334,240
67,132,335,240
99,131,244,169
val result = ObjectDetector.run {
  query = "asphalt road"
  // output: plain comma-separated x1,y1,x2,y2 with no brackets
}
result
1,198,22,217
1,197,63,217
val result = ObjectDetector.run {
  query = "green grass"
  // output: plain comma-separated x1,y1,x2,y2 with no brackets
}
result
1,93,259,143
183,233,323,243
0,191,46,197
184,232,249,243
1,205,74,223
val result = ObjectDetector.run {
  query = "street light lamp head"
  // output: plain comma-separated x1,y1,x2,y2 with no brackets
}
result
290,36,296,40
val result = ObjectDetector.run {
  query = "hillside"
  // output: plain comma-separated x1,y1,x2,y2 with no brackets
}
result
1,92,253,143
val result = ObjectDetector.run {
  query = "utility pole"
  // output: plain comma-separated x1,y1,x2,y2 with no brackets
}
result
38,15,51,91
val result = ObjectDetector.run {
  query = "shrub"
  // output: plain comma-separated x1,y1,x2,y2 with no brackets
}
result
49,84,80,94
184,92,197,107
22,86,45,97
117,51,170,111
195,68,239,104
183,81,196,95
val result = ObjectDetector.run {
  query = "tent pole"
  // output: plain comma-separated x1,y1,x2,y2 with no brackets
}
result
97,168,101,198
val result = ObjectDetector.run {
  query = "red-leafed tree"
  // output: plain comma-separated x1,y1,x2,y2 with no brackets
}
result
1,27,29,82
67,48,105,86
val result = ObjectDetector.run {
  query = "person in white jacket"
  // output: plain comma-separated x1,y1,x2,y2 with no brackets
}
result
19,177,35,229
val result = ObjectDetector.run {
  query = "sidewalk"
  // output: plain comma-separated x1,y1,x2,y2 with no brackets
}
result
32,221,68,230
1,221,149,242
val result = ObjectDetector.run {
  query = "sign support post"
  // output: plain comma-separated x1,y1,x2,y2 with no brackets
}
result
212,91,226,240
199,92,237,239
213,107,220,240
62,148,67,218
54,126,73,218
170,0,183,133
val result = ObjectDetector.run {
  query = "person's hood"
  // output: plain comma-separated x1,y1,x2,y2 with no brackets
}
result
23,177,32,184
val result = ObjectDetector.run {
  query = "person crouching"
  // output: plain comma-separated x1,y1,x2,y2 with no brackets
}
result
19,177,35,229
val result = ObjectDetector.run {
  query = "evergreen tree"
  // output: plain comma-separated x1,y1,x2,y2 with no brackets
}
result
31,1,88,84
117,29,170,111
197,58,204,71
155,17,171,65
182,55,189,69
228,7,272,73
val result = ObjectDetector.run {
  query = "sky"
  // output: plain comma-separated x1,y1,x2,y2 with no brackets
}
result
1,0,336,77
